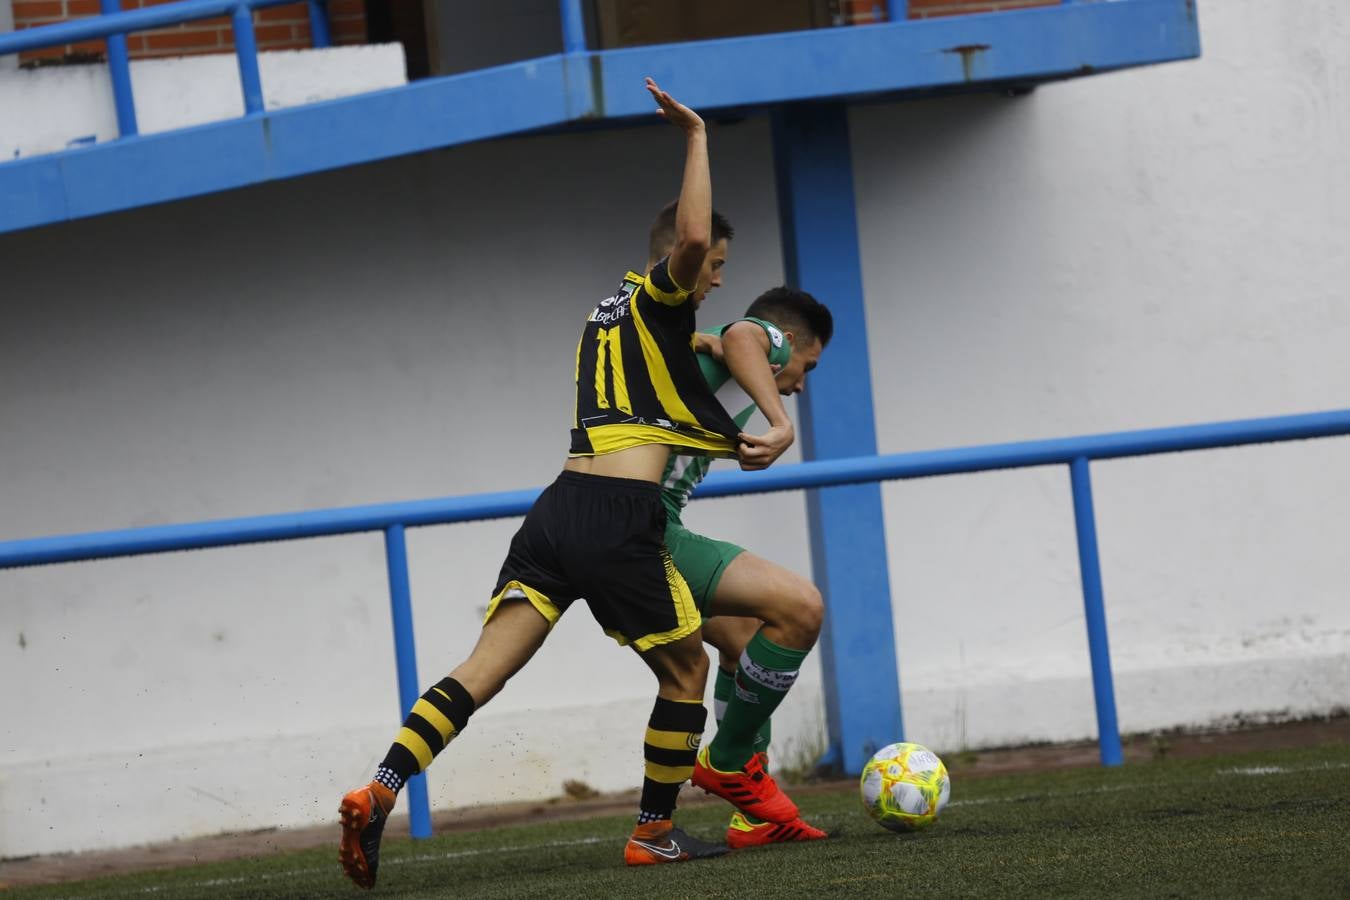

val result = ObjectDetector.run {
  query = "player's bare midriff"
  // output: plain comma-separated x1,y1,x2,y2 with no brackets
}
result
563,443,672,483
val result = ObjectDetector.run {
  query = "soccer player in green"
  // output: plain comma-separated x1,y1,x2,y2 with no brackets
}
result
670,288,834,848
337,79,799,888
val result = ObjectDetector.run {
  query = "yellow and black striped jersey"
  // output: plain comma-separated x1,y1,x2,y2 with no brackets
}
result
571,258,741,458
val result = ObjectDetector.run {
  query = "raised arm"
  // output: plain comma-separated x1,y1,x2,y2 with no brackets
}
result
721,320,795,471
646,77,710,293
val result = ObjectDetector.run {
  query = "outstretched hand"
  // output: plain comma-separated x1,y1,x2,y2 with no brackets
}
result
645,77,705,134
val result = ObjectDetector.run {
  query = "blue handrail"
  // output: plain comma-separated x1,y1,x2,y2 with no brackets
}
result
0,0,584,141
5,408,1346,570
699,408,1350,496
0,0,339,134
0,0,1125,148
0,0,290,55
3,406,1348,838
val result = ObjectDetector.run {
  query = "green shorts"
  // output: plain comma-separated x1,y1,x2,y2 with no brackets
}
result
664,517,746,615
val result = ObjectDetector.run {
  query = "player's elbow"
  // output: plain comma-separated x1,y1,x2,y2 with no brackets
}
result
668,237,711,292
674,231,711,261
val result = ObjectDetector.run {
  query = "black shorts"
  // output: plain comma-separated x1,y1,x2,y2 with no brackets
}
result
487,470,701,651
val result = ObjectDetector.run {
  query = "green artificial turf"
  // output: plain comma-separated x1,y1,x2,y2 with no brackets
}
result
9,744,1349,899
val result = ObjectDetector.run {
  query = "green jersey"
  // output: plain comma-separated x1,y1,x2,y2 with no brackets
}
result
660,317,792,520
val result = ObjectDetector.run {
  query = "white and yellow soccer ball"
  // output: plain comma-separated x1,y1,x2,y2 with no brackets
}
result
859,742,951,831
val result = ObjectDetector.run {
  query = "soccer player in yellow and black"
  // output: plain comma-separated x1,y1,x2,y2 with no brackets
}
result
337,78,798,889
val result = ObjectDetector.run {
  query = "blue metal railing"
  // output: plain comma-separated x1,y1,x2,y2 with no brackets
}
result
3,407,1348,838
0,0,1102,145
559,0,587,55
0,0,334,136
98,0,137,136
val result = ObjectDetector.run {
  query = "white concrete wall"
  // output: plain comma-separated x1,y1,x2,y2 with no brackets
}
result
851,0,1350,750
1,0,1347,858
0,43,406,160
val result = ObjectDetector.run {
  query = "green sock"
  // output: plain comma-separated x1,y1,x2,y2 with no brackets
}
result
753,715,772,760
714,667,772,759
707,631,807,773
713,666,775,826
713,666,735,724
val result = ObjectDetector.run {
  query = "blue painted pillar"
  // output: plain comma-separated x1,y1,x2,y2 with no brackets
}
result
771,104,902,775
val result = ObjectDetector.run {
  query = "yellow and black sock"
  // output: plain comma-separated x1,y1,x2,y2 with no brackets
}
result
374,676,476,794
637,697,706,824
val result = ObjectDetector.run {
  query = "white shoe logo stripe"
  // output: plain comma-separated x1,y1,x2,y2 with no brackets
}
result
631,838,683,860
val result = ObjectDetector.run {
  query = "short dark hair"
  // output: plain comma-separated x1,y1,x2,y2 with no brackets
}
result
647,200,735,263
745,287,833,348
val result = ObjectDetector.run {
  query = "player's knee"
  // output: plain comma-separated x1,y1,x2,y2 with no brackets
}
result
787,581,824,643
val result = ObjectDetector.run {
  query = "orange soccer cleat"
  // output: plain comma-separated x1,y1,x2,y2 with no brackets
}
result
624,821,730,866
338,781,396,890
691,746,799,824
725,811,828,849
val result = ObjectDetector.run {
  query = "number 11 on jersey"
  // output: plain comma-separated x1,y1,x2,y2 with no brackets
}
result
594,327,632,414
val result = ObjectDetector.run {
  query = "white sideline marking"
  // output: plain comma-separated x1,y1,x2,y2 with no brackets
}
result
1223,766,1288,775
102,761,1349,896
1218,762,1349,776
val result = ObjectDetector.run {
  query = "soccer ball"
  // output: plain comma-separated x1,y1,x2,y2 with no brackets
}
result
859,742,951,831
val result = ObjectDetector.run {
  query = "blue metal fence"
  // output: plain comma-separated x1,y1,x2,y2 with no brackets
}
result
0,0,1130,145
0,1,1202,236
3,407,1348,838
0,0,333,133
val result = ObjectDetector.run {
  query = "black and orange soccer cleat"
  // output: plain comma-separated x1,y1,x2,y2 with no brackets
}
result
338,781,396,890
725,811,828,849
691,746,799,824
623,821,730,866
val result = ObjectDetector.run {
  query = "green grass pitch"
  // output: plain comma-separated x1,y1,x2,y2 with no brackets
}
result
9,744,1349,899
